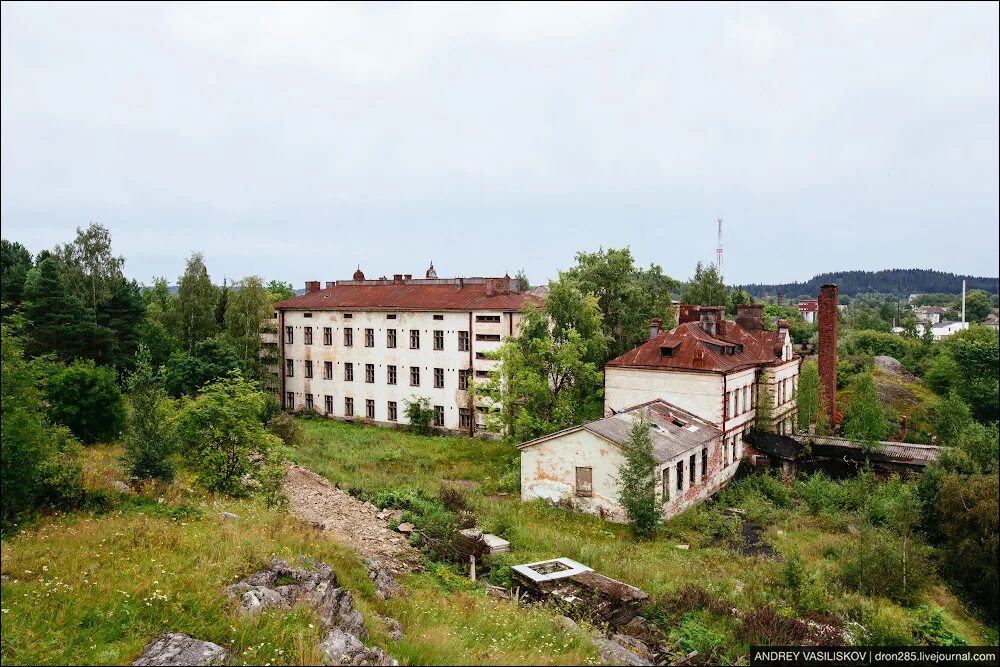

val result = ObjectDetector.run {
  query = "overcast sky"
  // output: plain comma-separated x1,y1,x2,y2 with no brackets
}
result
2,2,998,288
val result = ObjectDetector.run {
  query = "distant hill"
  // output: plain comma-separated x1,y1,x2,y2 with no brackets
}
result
739,269,999,298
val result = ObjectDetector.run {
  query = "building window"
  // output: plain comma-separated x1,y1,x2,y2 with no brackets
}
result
433,314,444,321
387,365,397,385
458,330,469,351
344,328,353,346
366,363,375,383
344,363,354,382
344,313,353,319
305,393,314,410
702,448,708,479
459,407,470,429
434,367,444,388
366,399,375,419
476,315,501,323
303,312,312,318
434,405,444,427
386,329,397,348
410,366,420,386
324,395,333,414
575,467,593,497
388,401,397,422
285,391,294,409
387,314,397,320
365,328,375,347
433,330,444,350
475,352,488,359
410,329,420,349
689,454,696,484
285,359,294,377
304,326,313,345
345,397,354,417
475,370,489,378
662,468,670,501
323,327,333,345
676,460,684,491
285,326,294,344
304,360,313,378
458,369,471,390
324,361,333,380
743,386,749,414
476,333,501,342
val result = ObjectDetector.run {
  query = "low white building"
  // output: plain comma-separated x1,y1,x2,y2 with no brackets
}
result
518,400,729,522
273,267,539,434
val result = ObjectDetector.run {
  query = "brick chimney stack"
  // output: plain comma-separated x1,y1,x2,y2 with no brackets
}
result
818,284,839,424
736,304,764,331
649,318,662,340
305,280,321,293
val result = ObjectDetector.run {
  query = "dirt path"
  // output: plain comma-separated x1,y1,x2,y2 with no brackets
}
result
283,464,421,574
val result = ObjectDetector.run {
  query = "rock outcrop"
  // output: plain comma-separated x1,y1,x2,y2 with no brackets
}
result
132,633,227,666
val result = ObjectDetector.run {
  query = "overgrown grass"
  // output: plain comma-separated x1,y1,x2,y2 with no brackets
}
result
1,443,599,666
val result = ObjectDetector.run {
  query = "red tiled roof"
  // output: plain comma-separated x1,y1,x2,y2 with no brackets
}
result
606,320,790,373
274,283,541,312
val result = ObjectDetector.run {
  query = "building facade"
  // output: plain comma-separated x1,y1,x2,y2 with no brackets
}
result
272,268,539,434
519,400,729,522
603,304,802,464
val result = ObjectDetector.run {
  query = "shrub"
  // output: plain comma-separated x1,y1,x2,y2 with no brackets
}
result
670,613,726,656
911,606,968,646
266,411,302,447
736,607,811,646
485,552,517,589
618,414,661,538
404,395,435,435
841,527,933,606
843,331,911,359
162,338,242,397
122,347,177,482
843,372,887,447
45,359,125,444
175,373,283,499
1,325,84,529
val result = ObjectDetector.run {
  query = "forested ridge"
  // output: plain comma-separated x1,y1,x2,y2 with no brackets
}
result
741,269,998,298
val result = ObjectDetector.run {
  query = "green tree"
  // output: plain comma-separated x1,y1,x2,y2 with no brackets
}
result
56,222,125,317
22,256,113,363
45,360,125,445
925,327,999,423
727,287,753,318
963,289,992,323
266,280,296,302
122,347,177,482
514,268,531,292
796,360,821,431
844,372,887,446
617,414,661,538
162,337,243,397
404,395,435,435
1,322,83,529
561,247,677,359
931,392,972,447
176,373,283,498
224,275,272,378
680,262,727,307
139,277,182,367
97,276,146,370
480,304,605,442
1,239,34,316
177,252,219,351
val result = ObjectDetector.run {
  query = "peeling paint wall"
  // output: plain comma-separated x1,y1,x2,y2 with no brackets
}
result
604,368,725,422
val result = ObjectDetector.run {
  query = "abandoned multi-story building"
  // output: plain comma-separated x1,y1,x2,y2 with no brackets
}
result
519,303,802,522
271,266,539,434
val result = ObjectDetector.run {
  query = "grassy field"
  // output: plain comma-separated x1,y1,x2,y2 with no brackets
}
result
2,418,996,665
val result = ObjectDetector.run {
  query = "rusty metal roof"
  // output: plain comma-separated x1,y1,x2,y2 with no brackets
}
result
606,320,790,373
274,282,541,312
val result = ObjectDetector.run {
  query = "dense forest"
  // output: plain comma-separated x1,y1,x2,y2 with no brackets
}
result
740,269,999,298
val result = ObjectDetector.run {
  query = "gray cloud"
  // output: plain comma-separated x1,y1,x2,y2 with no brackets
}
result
2,1,997,287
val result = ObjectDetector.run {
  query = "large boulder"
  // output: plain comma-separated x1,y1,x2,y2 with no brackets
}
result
132,633,227,666
319,628,398,666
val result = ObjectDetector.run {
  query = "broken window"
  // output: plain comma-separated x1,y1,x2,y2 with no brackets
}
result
662,468,670,501
323,327,333,345
285,391,294,409
575,467,593,497
343,328,353,346
285,359,294,377
689,454,696,484
365,328,374,347
476,315,501,323
386,328,397,348
676,460,684,491
476,333,501,342
702,448,708,480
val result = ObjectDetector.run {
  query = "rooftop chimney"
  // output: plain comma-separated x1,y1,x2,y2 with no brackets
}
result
649,318,662,340
818,284,839,425
404,274,412,281
325,281,336,289
393,274,403,284
305,280,321,294
698,307,722,337
736,304,764,331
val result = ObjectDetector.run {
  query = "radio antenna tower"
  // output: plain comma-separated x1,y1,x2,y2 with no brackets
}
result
715,217,724,280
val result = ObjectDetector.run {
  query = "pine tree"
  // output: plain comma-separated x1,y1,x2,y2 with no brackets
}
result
618,413,661,538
